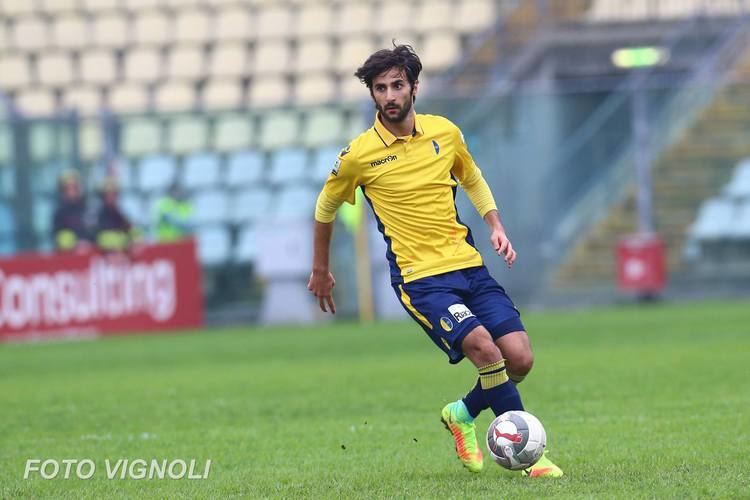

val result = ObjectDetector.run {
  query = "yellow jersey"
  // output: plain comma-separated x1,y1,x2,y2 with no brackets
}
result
316,112,497,284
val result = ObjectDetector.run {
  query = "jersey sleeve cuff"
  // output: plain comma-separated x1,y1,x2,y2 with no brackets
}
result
314,191,344,223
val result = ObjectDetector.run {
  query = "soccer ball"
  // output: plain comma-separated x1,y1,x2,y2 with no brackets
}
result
486,410,546,470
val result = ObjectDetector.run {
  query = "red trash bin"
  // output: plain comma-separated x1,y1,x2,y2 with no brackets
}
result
616,233,666,294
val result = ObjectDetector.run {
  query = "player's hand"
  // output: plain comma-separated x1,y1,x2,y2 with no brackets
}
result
307,269,336,314
490,229,517,268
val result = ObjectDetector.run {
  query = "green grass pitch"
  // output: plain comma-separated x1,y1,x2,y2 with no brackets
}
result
1,300,749,499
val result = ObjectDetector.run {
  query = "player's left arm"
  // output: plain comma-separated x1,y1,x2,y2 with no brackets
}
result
451,125,517,267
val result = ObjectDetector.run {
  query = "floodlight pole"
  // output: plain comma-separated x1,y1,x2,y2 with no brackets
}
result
631,76,654,233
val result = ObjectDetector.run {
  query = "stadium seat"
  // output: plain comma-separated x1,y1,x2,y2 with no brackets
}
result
182,152,221,190
233,223,258,263
311,145,343,184
724,159,750,200
202,80,244,110
209,43,249,78
16,89,56,116
259,111,299,150
690,198,735,240
345,112,366,139
79,120,103,160
11,16,49,52
36,53,75,87
121,117,162,156
229,188,272,223
0,55,32,90
215,6,253,42
52,15,89,50
63,87,103,116
108,84,150,113
138,155,177,192
168,117,209,154
422,33,461,71
415,0,454,32
120,191,146,226
191,189,229,225
213,115,254,151
226,150,264,187
302,109,344,147
125,0,163,9
731,200,750,239
133,11,172,45
268,148,307,185
40,0,79,14
124,48,162,84
294,38,333,75
256,5,292,39
253,40,292,76
80,51,118,85
456,0,497,32
154,82,196,112
336,3,374,36
32,196,54,237
31,163,60,195
29,124,56,162
175,8,213,44
196,225,231,265
92,14,130,48
273,185,318,219
294,3,333,38
247,76,290,108
1,1,36,16
167,46,206,81
335,37,375,75
377,1,415,34
82,0,122,13
295,74,335,106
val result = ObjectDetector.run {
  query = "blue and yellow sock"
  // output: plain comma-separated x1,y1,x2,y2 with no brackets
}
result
477,359,524,416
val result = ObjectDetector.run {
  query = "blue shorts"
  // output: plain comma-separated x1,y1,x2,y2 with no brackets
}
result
393,266,525,364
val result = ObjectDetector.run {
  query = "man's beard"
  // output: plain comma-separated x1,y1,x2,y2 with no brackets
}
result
378,97,413,124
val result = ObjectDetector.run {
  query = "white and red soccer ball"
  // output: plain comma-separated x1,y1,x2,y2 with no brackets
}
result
486,410,547,470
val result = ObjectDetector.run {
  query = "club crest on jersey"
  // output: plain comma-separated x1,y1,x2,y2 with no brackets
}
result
448,304,475,323
432,140,440,155
440,317,454,332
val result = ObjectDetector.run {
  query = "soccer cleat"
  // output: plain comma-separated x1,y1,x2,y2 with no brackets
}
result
440,402,483,473
522,450,564,478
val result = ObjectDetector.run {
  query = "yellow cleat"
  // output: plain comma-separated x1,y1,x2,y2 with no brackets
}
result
440,402,483,473
522,450,564,478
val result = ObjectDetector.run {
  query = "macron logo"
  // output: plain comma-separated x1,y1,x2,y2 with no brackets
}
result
448,304,475,323
370,155,397,167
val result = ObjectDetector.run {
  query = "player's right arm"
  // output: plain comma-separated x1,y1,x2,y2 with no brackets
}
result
308,147,360,314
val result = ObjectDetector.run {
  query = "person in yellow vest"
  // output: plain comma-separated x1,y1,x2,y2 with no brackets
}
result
154,183,194,243
52,169,94,252
95,177,139,252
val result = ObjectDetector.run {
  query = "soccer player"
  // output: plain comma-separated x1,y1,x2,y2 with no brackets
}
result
308,44,563,478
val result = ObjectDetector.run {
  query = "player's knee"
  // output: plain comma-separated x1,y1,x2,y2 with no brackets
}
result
509,351,534,376
462,332,502,367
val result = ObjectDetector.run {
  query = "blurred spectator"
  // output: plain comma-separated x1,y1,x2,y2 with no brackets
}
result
52,170,93,252
95,177,139,252
154,183,194,243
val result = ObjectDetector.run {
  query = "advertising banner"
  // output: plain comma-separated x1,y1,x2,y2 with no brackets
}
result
0,240,204,341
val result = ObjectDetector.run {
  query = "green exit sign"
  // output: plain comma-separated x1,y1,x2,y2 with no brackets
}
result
611,47,670,68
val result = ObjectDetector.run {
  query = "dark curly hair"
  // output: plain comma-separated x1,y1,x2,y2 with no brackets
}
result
354,43,423,93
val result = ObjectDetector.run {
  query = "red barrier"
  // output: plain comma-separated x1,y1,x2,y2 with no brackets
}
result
0,240,204,341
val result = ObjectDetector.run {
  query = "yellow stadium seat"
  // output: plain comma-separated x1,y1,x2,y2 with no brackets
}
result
422,33,461,72
295,3,333,38
175,8,214,44
124,48,162,84
92,14,130,48
377,1,415,35
335,36,375,75
415,0,455,32
256,5,292,39
52,15,89,50
133,10,172,46
295,38,334,75
16,89,56,117
0,55,32,90
37,52,75,87
215,6,254,42
336,3,374,36
295,73,335,106
12,16,49,52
